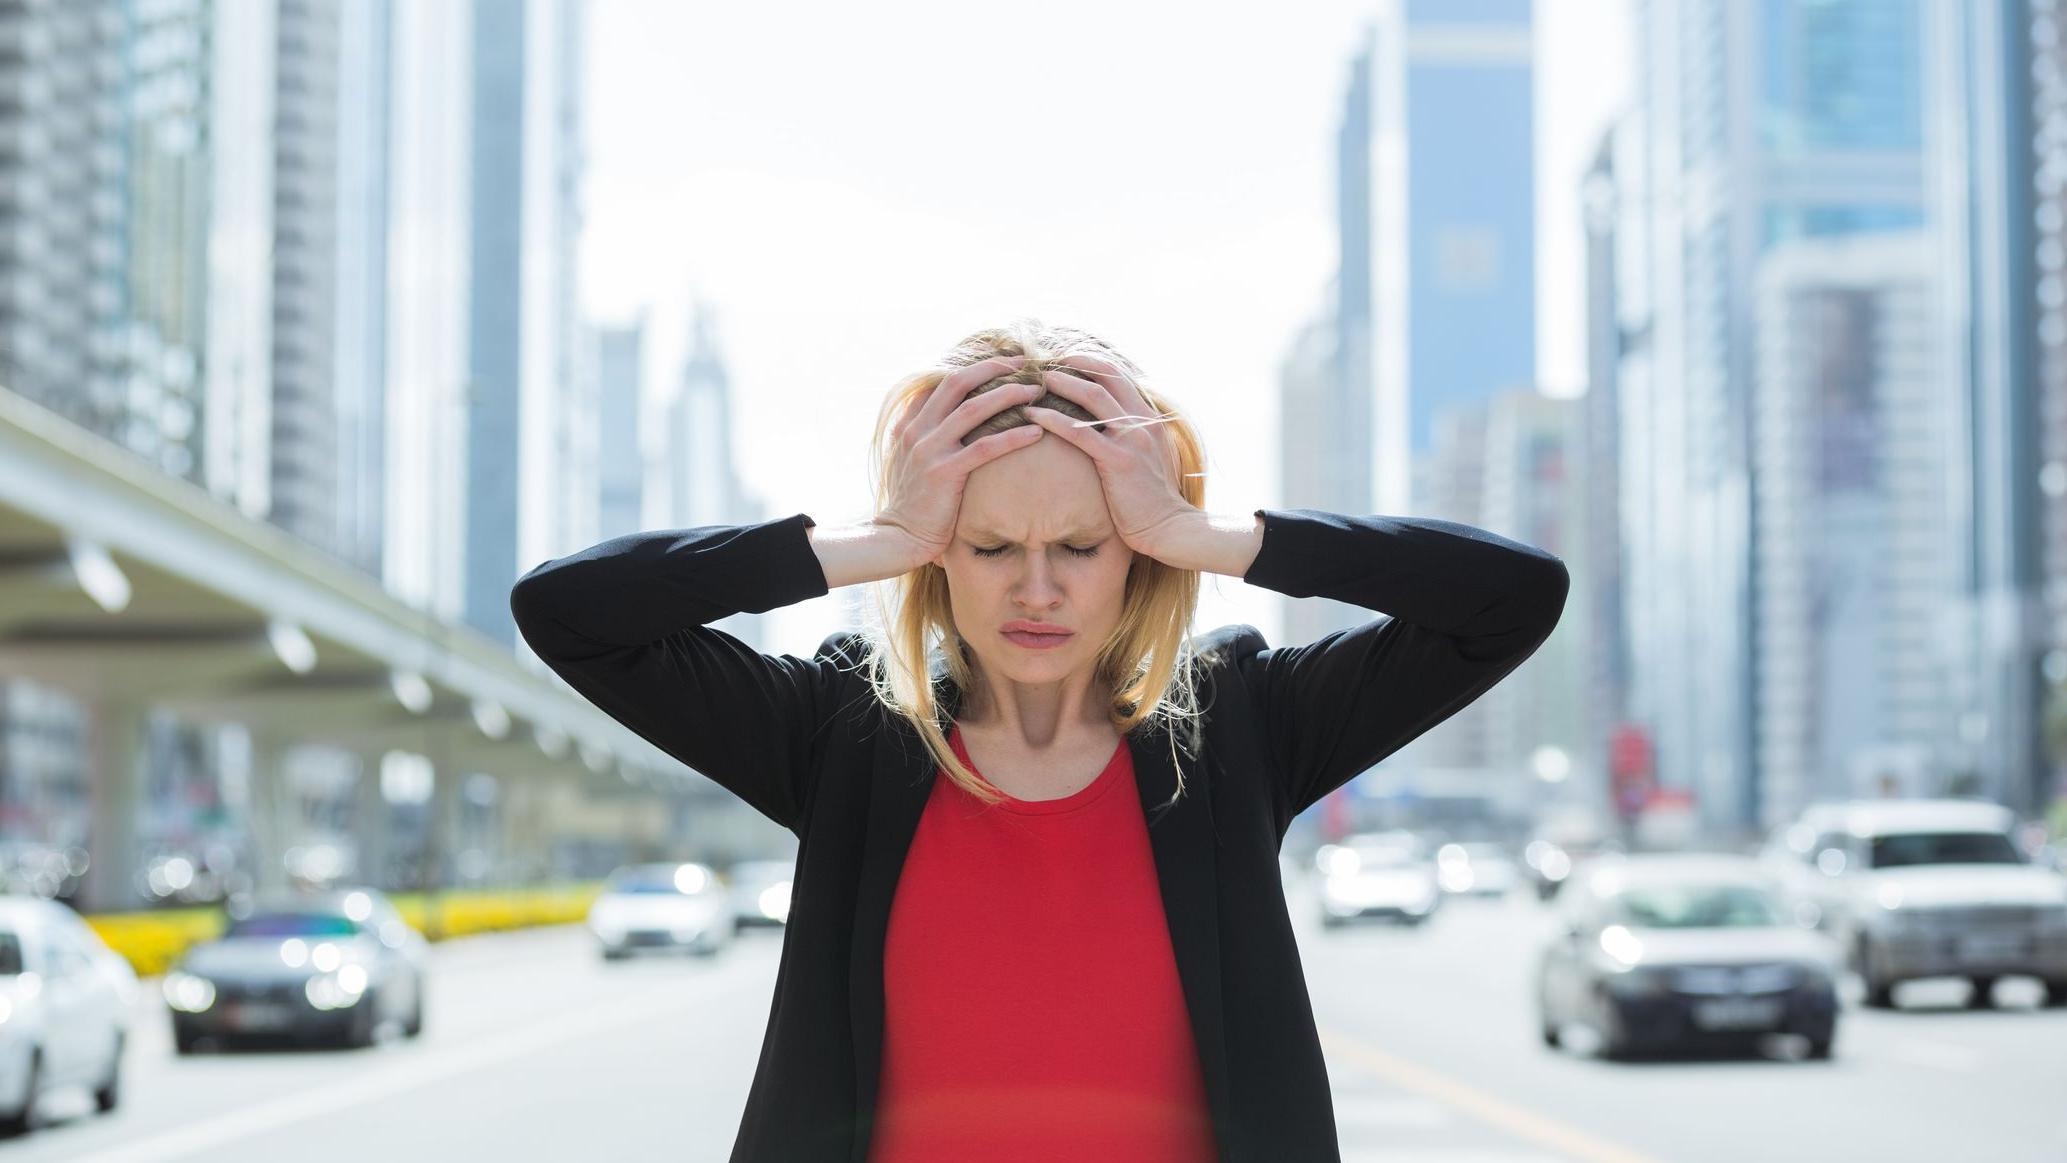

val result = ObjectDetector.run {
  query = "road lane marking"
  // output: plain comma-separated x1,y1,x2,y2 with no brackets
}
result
1320,1028,1667,1163
69,978,727,1163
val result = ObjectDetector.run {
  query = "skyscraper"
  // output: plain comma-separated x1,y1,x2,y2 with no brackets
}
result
1614,0,1930,835
465,0,586,647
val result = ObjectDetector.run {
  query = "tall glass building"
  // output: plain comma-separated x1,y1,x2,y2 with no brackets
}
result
1616,0,1933,835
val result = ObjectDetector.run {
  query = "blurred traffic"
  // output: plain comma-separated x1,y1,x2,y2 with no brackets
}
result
0,817,2059,1158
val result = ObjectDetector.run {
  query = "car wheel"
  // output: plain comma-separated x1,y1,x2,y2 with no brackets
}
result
1594,1000,1633,1061
344,992,381,1049
1967,978,1997,1009
601,947,631,961
1854,938,1898,1009
2043,979,2067,1008
404,980,426,1038
1805,1035,1835,1061
173,1026,203,1055
93,1033,123,1112
0,1050,40,1137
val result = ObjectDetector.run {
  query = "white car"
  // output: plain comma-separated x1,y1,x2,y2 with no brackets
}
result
1316,833,1442,928
1436,842,1522,898
725,859,795,931
1762,799,2067,1008
589,863,735,960
0,896,138,1136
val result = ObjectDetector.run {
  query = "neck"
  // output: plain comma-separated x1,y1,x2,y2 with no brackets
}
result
959,664,1112,749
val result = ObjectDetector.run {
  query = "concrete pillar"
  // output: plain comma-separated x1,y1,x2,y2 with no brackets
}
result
248,731,295,895
352,749,391,891
498,770,544,886
82,698,147,913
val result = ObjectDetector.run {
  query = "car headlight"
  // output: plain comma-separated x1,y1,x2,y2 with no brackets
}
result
163,971,217,1013
305,964,370,1011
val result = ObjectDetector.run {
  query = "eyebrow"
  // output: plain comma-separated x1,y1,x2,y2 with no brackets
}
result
965,526,1109,543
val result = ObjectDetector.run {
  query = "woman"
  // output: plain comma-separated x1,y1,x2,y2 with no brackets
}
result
508,320,1569,1162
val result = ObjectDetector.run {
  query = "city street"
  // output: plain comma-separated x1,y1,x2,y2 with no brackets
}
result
12,878,2065,1162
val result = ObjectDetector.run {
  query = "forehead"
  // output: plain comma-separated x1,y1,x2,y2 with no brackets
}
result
957,437,1110,539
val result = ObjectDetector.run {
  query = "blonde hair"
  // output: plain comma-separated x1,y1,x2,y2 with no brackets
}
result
854,318,1220,812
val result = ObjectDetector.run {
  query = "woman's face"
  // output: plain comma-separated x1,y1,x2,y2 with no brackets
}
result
938,431,1135,694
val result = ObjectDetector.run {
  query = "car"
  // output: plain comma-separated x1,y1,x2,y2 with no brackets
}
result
0,896,137,1135
589,862,735,959
1523,834,1622,901
1435,841,1522,898
725,859,795,932
1534,854,1841,1061
1761,799,2067,1009
164,888,428,1052
1315,832,1442,928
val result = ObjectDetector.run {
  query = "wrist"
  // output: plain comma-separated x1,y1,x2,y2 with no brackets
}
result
811,519,935,588
1139,509,1264,577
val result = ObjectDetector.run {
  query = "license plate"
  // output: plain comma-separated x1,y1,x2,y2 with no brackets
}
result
1691,998,1783,1030
1956,934,2027,962
226,1002,292,1029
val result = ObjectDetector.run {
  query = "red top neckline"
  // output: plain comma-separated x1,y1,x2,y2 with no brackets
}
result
946,724,1129,816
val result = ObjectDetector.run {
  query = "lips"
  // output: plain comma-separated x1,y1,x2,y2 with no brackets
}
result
1000,621,1072,637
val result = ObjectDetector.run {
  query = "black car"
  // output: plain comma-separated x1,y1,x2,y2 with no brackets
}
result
1535,854,1841,1060
164,888,429,1051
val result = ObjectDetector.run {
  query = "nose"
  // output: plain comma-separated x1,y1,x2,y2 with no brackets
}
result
1010,554,1064,609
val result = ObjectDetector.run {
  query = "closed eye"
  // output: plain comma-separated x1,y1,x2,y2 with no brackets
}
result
972,544,1102,558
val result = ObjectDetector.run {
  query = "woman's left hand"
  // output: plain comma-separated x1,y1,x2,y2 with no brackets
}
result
1022,356,1200,560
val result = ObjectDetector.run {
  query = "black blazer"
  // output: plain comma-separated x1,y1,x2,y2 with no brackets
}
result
509,507,1569,1162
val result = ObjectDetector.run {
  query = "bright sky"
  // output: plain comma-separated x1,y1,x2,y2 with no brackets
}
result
580,0,1629,652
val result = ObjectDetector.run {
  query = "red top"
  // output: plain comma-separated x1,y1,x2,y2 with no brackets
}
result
867,725,1218,1162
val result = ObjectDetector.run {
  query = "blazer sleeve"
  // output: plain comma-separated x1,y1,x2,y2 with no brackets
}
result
1233,508,1571,828
507,511,851,832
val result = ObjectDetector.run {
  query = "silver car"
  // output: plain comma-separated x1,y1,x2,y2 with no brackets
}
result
165,888,428,1051
1762,799,2067,1009
1535,854,1842,1060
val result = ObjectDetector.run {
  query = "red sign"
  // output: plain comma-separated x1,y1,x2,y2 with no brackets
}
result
1609,723,1654,818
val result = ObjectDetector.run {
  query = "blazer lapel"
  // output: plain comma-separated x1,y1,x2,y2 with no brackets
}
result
845,662,956,1159
1132,720,1234,1154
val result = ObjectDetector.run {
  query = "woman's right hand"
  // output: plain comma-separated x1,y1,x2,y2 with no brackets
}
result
874,355,1047,568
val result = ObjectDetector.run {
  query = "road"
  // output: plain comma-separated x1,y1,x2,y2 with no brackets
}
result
11,880,2065,1161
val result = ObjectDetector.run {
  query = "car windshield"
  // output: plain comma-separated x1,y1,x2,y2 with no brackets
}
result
224,912,361,938
1869,831,2023,868
1609,883,1785,929
0,932,20,975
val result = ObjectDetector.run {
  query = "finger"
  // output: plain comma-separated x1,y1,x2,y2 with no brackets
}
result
888,390,928,444
1021,405,1109,458
1037,368,1128,427
1056,355,1156,423
945,422,1044,473
938,380,1044,446
916,356,1026,431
